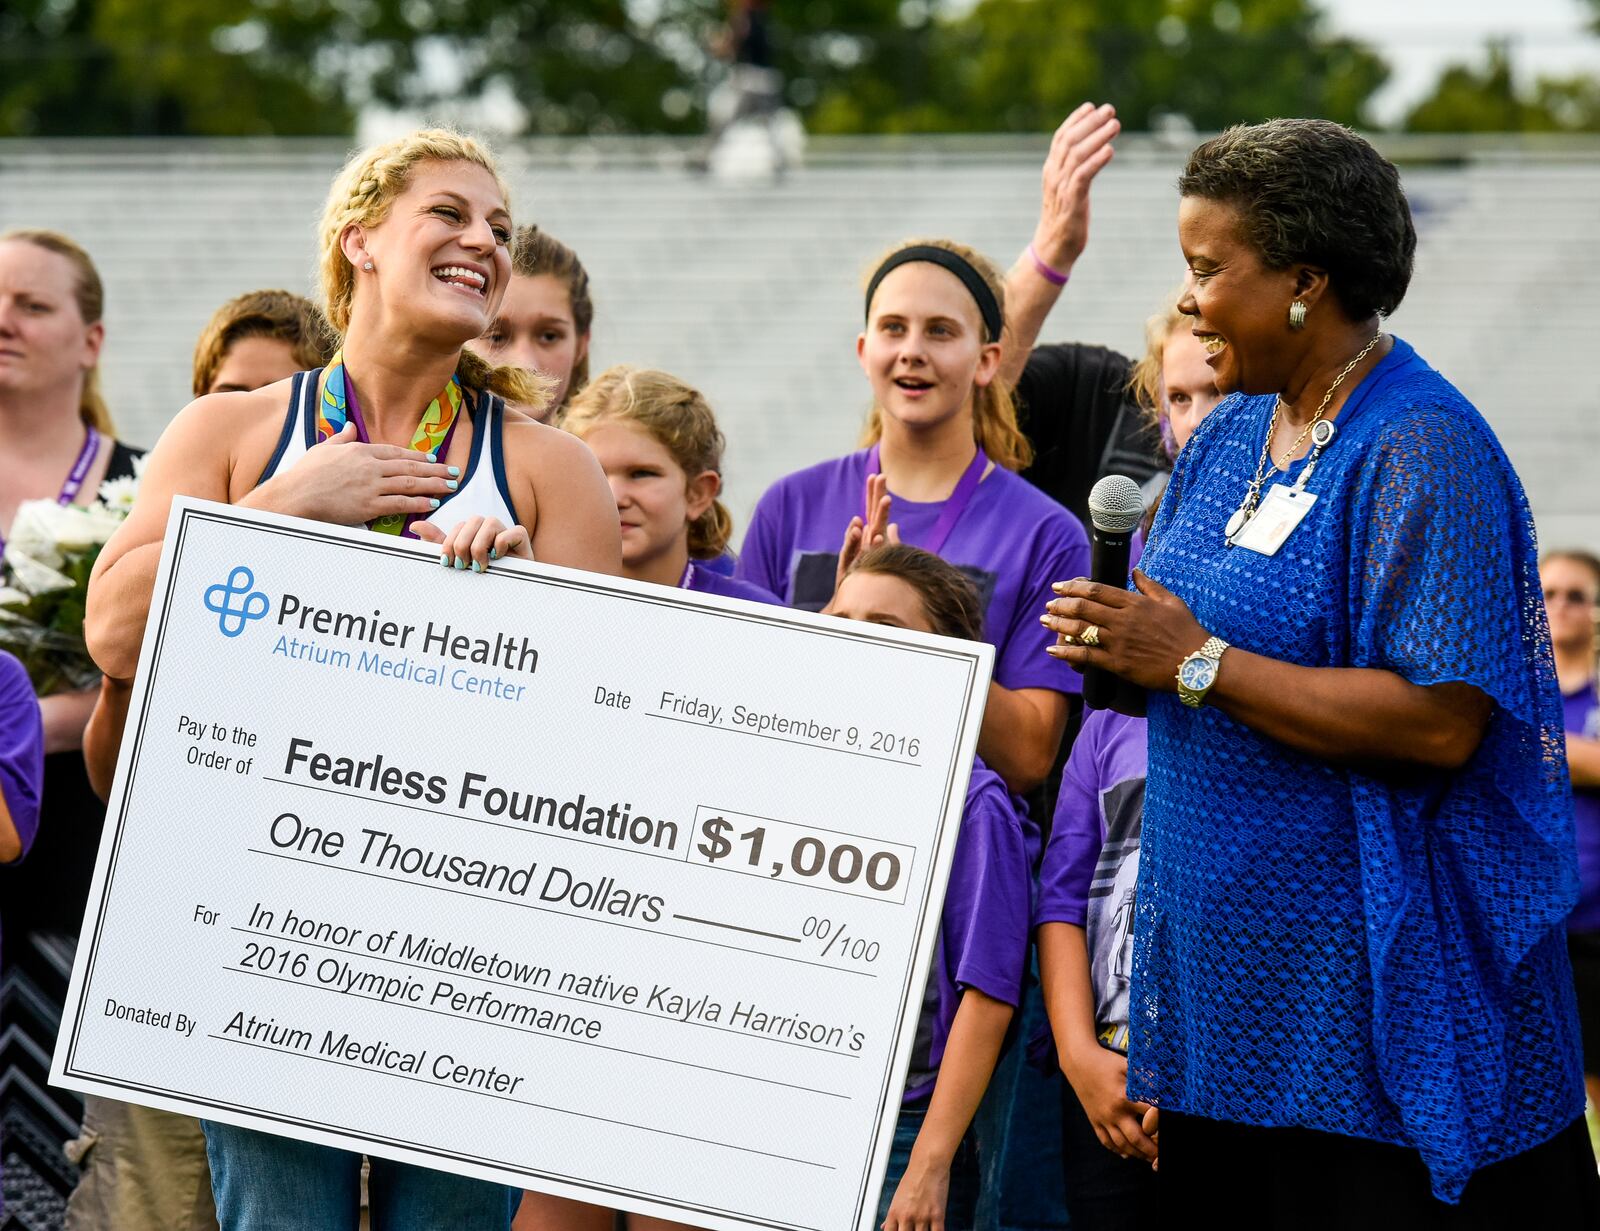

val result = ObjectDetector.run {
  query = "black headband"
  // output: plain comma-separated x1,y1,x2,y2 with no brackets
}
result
864,246,1003,344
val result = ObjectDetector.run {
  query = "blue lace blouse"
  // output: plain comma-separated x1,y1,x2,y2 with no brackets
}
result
1130,337,1583,1202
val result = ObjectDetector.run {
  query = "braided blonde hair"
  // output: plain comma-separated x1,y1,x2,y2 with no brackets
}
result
316,129,551,412
563,366,734,559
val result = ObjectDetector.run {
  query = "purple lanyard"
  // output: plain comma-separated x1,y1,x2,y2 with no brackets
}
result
679,560,696,590
0,427,101,558
344,379,462,540
865,442,987,557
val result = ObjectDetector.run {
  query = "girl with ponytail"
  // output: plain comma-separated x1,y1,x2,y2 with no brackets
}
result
737,238,1089,795
563,365,777,604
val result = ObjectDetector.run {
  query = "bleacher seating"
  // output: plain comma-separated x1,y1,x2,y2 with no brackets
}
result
1,134,1595,547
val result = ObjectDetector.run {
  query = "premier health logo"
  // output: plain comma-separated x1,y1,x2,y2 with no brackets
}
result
204,566,269,637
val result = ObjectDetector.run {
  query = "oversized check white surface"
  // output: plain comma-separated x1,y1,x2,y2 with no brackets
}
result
53,499,994,1231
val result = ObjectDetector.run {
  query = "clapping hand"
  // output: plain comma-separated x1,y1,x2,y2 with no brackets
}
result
834,473,900,594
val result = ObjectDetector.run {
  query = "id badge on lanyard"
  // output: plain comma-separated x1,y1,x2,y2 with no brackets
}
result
1230,482,1317,556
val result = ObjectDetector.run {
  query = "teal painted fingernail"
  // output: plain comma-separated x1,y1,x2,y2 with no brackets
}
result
446,479,459,490
428,498,441,509
427,452,438,463
448,466,461,477
439,554,450,566
472,561,482,573
454,557,465,570
488,548,497,561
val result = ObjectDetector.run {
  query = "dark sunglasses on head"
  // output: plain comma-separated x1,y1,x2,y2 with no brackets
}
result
1544,587,1597,606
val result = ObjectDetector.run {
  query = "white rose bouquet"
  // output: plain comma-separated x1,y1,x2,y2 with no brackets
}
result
0,459,142,694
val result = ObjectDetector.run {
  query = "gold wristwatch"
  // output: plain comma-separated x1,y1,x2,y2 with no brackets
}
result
1176,636,1229,708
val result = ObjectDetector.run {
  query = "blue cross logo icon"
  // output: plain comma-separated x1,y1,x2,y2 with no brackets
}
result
204,566,269,637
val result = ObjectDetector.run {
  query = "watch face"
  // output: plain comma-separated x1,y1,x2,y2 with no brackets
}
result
1179,657,1217,691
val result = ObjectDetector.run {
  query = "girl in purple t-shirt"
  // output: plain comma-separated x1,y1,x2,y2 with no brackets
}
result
1541,549,1600,1117
825,543,1031,1231
563,365,778,607
737,238,1089,795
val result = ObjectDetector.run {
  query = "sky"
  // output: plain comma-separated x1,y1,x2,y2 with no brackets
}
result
1320,0,1600,123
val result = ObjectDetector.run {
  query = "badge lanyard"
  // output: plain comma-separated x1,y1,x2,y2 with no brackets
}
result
865,443,987,557
1228,419,1335,557
0,426,102,559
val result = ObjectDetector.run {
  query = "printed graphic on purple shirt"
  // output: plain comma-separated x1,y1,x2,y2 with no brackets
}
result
900,758,1031,1102
1036,709,1148,1051
1089,776,1142,1050
1565,683,1600,932
737,449,1089,695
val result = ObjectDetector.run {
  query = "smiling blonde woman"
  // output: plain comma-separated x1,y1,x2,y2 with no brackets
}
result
85,128,620,1231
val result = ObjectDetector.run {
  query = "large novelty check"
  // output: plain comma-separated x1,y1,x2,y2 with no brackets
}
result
52,499,993,1231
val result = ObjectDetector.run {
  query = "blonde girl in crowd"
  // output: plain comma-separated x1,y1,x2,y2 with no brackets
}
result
736,238,1089,797
467,225,593,420
562,365,778,604
1126,293,1224,522
85,128,619,1231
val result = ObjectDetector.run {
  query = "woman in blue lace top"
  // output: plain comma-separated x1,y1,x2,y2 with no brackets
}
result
1043,119,1599,1224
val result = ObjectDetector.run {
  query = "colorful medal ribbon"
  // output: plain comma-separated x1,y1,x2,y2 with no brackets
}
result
316,349,463,536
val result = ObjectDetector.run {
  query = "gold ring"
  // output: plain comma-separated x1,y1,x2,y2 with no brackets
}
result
1081,624,1102,647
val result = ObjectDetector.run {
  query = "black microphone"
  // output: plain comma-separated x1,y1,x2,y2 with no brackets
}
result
1083,475,1145,715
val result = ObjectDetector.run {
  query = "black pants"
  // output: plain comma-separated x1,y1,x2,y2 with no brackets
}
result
1059,1078,1158,1231
1159,1111,1600,1230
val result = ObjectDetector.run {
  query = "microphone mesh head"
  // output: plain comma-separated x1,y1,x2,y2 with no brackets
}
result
1088,474,1145,534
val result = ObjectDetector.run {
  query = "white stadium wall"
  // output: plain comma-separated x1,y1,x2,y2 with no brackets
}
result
1,134,1595,549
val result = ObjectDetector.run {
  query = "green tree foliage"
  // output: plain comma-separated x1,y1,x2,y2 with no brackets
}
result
0,0,352,135
0,0,1393,138
799,0,1390,134
352,0,721,136
1405,42,1600,134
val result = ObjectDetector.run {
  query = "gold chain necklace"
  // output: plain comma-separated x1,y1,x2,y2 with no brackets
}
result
1224,332,1383,542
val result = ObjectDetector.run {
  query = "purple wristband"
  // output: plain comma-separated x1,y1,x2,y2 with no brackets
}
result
1029,243,1071,287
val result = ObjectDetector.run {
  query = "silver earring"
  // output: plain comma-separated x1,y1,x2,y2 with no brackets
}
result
1288,300,1307,330
362,260,374,271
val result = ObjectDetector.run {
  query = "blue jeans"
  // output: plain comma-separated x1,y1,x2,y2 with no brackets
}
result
202,1121,517,1231
875,1101,981,1228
